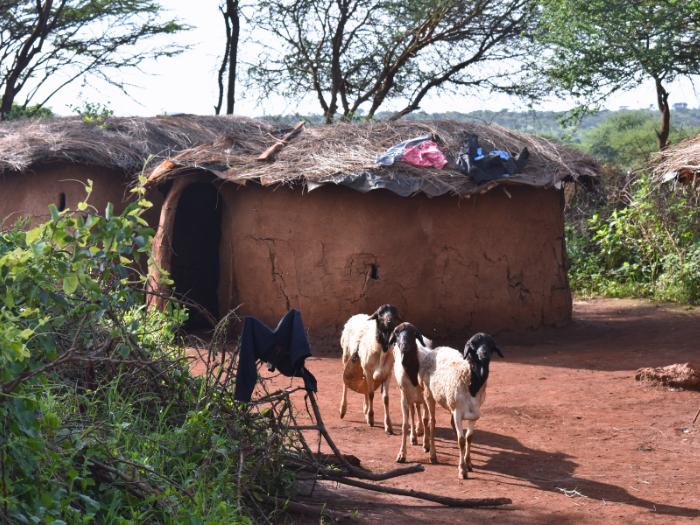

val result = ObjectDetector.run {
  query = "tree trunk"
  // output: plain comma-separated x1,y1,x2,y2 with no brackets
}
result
215,0,239,115
655,78,670,150
225,0,239,114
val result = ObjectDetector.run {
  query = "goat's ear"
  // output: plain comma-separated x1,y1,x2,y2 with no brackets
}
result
388,330,397,347
494,345,504,358
416,332,425,346
368,308,380,321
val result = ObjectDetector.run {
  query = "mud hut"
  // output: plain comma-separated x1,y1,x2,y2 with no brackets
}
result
0,115,268,227
145,119,599,344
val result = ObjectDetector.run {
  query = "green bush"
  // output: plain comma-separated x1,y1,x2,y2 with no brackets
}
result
567,175,700,304
580,111,698,171
0,180,294,524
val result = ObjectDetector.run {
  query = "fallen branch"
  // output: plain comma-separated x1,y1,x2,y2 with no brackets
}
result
257,121,304,161
307,392,423,480
324,474,511,508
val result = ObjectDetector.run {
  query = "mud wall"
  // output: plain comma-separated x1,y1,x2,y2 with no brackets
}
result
0,164,163,228
217,183,570,349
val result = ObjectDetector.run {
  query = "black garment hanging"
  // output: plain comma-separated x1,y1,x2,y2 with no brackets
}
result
234,309,318,402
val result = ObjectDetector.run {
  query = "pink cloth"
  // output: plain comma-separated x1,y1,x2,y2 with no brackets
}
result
400,140,448,169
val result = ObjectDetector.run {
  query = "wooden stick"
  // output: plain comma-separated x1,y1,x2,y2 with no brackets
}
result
324,474,511,508
257,121,304,161
692,407,700,426
307,392,424,480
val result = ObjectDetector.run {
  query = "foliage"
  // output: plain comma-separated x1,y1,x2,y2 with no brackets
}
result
580,111,700,171
69,101,114,128
532,0,700,149
249,0,534,123
3,103,53,120
0,181,295,523
566,175,700,304
0,0,187,120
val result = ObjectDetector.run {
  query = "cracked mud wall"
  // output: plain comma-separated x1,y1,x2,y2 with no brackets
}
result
0,164,163,229
218,184,570,349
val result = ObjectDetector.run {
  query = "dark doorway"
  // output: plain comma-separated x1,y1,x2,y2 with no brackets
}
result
171,183,222,330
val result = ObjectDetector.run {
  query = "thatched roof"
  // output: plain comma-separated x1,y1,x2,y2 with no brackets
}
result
652,133,700,184
0,115,276,175
0,115,599,197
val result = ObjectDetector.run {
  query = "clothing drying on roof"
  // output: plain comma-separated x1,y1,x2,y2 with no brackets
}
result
234,309,318,402
376,135,448,169
457,133,529,184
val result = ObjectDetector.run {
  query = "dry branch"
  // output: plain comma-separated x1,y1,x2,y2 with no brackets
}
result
257,121,305,161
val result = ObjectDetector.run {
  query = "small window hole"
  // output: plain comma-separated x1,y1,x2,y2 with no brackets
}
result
58,192,66,211
369,263,379,280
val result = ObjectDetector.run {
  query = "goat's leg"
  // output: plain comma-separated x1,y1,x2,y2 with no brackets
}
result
396,391,409,463
421,402,430,452
465,420,476,472
415,402,424,437
339,384,347,419
381,379,393,434
454,410,468,479
365,376,375,427
409,403,417,445
427,397,438,464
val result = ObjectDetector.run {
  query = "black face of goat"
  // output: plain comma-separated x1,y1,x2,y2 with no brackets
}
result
463,332,504,362
463,332,503,397
369,304,401,352
389,322,424,387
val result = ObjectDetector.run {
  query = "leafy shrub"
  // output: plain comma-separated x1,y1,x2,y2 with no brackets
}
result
0,180,294,524
567,175,700,304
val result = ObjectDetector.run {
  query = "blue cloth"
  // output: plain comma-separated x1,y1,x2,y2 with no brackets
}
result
234,309,318,402
375,134,433,166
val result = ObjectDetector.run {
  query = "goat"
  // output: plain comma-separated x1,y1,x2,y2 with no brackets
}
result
339,304,401,434
389,322,429,463
414,330,503,478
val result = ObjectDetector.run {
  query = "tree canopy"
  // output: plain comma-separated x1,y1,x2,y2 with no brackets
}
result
533,0,700,149
249,0,534,123
0,0,186,119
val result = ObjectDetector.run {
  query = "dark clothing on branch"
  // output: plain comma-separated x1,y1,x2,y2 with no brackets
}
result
234,309,318,402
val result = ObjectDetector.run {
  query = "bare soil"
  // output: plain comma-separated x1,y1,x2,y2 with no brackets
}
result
276,298,700,524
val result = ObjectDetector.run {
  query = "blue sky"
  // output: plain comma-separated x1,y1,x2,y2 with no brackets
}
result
45,0,700,118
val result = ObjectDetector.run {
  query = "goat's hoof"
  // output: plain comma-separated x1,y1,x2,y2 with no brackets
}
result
385,426,393,435
459,469,469,480
430,455,438,464
410,434,417,445
339,408,346,419
423,445,430,453
396,453,406,463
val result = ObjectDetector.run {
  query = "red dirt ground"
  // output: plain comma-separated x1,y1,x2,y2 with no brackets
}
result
270,298,700,524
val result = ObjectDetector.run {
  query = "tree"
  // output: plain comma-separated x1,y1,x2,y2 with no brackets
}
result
249,0,534,123
215,0,240,115
580,111,698,171
0,1,186,120
533,0,700,150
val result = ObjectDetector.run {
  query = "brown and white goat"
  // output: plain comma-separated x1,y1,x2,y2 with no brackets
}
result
339,304,401,434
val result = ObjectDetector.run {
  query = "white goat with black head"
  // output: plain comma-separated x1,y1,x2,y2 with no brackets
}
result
339,304,401,434
396,326,503,479
389,322,429,463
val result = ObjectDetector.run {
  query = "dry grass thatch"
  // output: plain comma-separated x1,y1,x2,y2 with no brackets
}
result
651,133,700,184
1,115,599,197
0,115,278,175
635,362,700,391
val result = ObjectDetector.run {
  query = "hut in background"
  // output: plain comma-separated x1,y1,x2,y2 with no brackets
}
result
144,119,599,345
0,116,268,227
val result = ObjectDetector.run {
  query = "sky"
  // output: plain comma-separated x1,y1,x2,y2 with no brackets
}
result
45,0,700,118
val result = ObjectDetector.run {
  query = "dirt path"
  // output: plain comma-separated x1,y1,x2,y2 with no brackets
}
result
282,298,700,524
